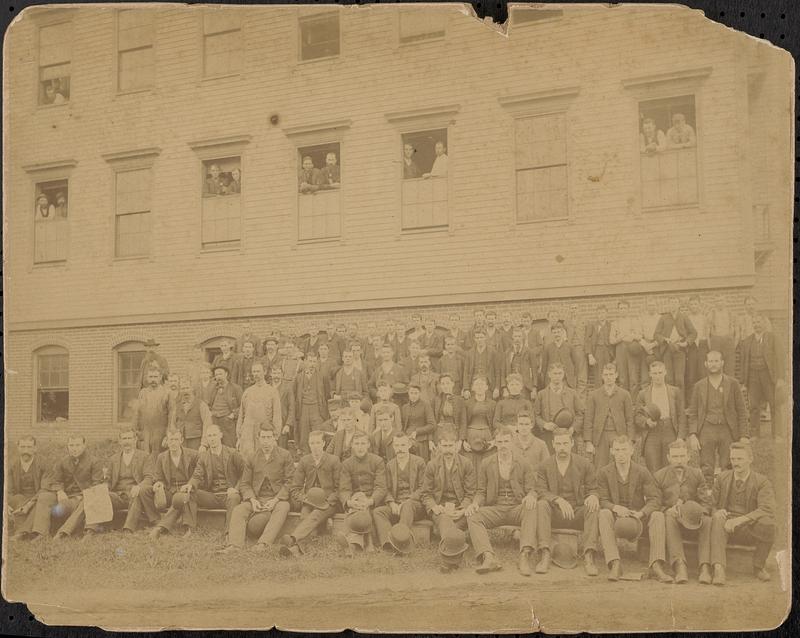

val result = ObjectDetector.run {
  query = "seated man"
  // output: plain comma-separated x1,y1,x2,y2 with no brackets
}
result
493,373,533,428
511,411,550,473
597,435,670,583
189,424,245,535
107,426,155,534
148,429,201,540
336,431,387,556
220,427,294,553
280,430,342,557
8,436,48,541
653,439,713,584
31,435,105,541
709,442,776,585
370,407,399,461
421,426,476,572
534,428,600,576
372,433,427,553
465,426,538,576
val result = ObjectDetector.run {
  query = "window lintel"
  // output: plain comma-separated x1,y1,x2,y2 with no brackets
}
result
385,104,460,131
498,87,579,116
23,159,77,174
621,67,713,92
283,119,352,142
188,135,252,156
102,147,162,164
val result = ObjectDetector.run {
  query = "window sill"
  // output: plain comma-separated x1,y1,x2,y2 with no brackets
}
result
32,260,68,269
511,17,565,30
641,203,700,214
113,255,150,262
201,72,242,83
297,54,341,65
399,34,446,47
295,236,342,247
115,87,155,98
200,244,242,254
36,102,70,110
400,225,449,236
516,216,569,225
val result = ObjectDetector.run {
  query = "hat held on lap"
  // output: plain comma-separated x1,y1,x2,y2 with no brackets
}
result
388,524,414,554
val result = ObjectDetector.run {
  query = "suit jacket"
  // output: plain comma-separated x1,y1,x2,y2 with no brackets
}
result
739,331,783,386
534,385,585,435
536,454,598,505
108,449,154,493
652,464,711,511
463,347,501,393
418,330,445,360
687,375,748,439
432,394,467,440
711,469,775,525
385,454,427,503
634,384,687,441
328,428,356,461
540,341,579,389
654,312,697,355
189,445,245,491
154,447,200,491
597,461,660,517
231,355,259,390
9,457,48,497
339,453,388,506
475,454,537,506
290,452,341,506
502,346,538,392
584,385,634,445
421,453,475,511
206,381,243,418
370,428,397,461
239,446,294,501
401,399,436,442
49,452,106,496
584,320,613,357
275,382,296,430
369,362,409,398
484,328,506,354
294,371,330,420
437,352,465,393
334,366,369,397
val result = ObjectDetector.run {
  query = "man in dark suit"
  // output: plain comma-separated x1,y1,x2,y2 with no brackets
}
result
370,407,399,461
597,435,670,583
739,316,784,438
220,427,294,553
438,336,465,395
462,329,501,399
709,442,776,584
534,362,585,453
584,363,634,468
280,430,342,557
652,439,713,584
534,428,600,576
465,426,538,576
327,408,359,461
8,436,49,541
206,364,243,449
294,353,330,453
372,434,427,552
138,337,169,387
541,322,580,391
107,426,155,533
502,328,538,399
687,350,749,480
585,305,614,388
654,296,697,395
271,366,296,448
634,360,687,472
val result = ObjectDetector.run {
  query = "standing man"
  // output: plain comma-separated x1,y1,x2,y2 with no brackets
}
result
369,344,409,402
610,300,645,397
634,360,687,472
271,366,296,449
497,311,516,354
511,411,550,472
401,383,436,462
148,429,201,540
484,310,505,353
564,303,589,396
107,426,155,534
138,338,169,387
8,436,48,541
294,353,330,453
438,335,465,395
232,338,259,391
534,362,584,453
654,296,697,395
334,349,369,400
585,305,614,388
370,407,399,461
639,297,663,371
463,328,501,399
597,436,670,583
465,426,538,576
220,427,293,553
207,364,243,449
687,351,749,480
541,322,580,390
685,296,710,391
409,353,440,405
519,311,540,352
503,328,538,399
419,318,445,363
261,335,284,379
739,315,784,439
133,365,175,455
709,442,776,584
447,313,469,353
237,361,282,457
172,379,212,450
211,339,239,377
584,363,634,468
707,295,736,376
734,295,772,348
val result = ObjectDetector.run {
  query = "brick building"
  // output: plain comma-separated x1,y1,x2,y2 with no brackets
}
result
4,5,792,442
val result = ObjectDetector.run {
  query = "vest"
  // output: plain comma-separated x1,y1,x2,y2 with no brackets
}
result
175,399,205,440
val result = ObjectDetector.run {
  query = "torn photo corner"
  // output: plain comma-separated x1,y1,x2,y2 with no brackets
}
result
2,2,793,633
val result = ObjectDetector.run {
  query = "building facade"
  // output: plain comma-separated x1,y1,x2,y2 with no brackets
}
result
4,5,791,441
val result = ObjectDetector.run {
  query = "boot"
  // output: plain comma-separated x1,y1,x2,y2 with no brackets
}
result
651,560,674,584
535,548,551,574
149,525,164,540
518,549,532,577
583,550,598,577
712,563,726,586
698,563,712,585
754,567,771,582
674,560,689,584
475,552,502,574
607,559,621,581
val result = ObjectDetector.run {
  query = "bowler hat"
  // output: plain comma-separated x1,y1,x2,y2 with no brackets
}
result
614,516,643,541
643,402,661,422
387,524,414,554
676,500,704,531
439,528,469,557
263,335,279,345
466,429,489,452
553,408,575,429
347,509,373,535
212,363,230,375
551,541,578,569
144,338,160,347
391,383,408,395
626,341,645,357
302,487,330,511
153,484,167,510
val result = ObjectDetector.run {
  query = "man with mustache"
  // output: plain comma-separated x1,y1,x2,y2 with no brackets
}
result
8,436,49,541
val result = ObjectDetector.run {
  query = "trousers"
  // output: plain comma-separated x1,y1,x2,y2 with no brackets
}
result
109,490,144,531
665,510,711,566
9,493,38,534
642,419,678,472
156,490,195,532
662,348,687,395
372,500,426,547
615,343,645,397
229,499,290,547
536,500,599,553
598,509,666,566
698,422,733,479
467,503,537,557
127,485,167,530
685,342,709,393
212,415,237,448
291,504,338,546
747,367,776,437
193,489,242,531
709,511,775,570
297,406,324,453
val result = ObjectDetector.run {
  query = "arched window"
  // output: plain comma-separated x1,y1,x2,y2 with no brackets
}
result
201,336,238,365
115,341,145,422
34,345,69,422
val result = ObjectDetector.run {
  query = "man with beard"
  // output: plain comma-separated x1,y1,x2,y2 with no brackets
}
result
172,379,212,450
294,353,330,453
410,353,440,405
133,365,175,455
8,436,49,541
207,364,243,449
138,338,169,387
261,335,284,378
237,361,282,457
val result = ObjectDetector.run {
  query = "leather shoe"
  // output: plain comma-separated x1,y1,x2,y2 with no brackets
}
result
651,561,674,584
583,550,598,577
518,550,532,577
698,563,712,585
535,549,551,574
475,553,503,574
674,560,689,584
149,526,164,540
712,563,726,586
755,567,771,582
607,559,621,581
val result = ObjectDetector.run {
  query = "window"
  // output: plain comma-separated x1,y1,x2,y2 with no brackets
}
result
35,346,69,422
116,343,145,421
512,8,564,25
639,95,698,208
115,168,152,258
515,113,568,222
117,9,155,92
203,11,243,77
34,179,69,263
297,143,341,240
299,13,340,61
202,157,241,250
401,129,448,230
38,21,72,105
399,11,446,44
202,336,238,364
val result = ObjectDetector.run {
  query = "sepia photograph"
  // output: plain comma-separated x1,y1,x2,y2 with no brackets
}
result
1,2,794,633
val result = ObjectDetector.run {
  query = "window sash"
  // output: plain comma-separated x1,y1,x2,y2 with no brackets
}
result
118,350,145,421
300,15,340,60
203,12,242,35
516,165,568,222
204,29,243,77
118,47,155,91
115,212,151,258
118,10,155,51
399,12,446,43
641,147,698,208
34,217,70,263
37,354,69,389
39,22,72,67
202,194,241,248
401,177,448,229
298,189,340,240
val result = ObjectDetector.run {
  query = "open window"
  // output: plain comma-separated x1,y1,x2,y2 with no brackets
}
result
401,129,448,230
299,12,340,61
38,21,72,105
297,142,341,241
34,179,70,263
202,156,241,250
35,346,69,423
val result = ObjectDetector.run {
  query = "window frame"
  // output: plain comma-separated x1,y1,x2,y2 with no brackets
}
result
295,140,343,243
297,11,341,64
202,335,239,365
397,9,447,47
398,127,451,232
200,155,244,252
35,18,73,109
114,8,156,95
33,345,70,426
114,341,146,424
200,9,244,80
509,7,565,29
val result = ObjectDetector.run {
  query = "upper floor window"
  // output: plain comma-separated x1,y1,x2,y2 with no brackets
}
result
297,142,341,240
38,21,72,105
515,113,568,222
115,167,152,258
511,8,564,26
202,157,241,250
639,95,698,208
399,11,446,44
299,13,340,61
203,11,243,77
401,129,448,230
116,342,145,422
117,9,155,92
34,179,69,263
35,346,69,423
